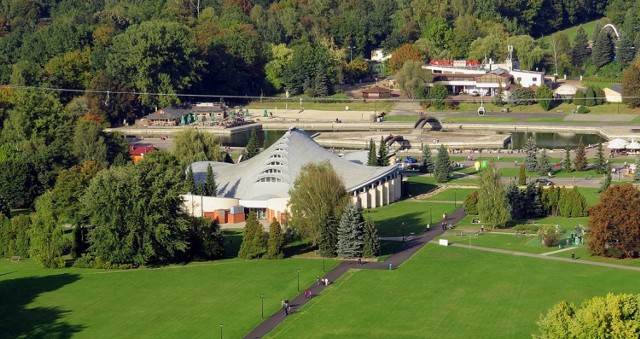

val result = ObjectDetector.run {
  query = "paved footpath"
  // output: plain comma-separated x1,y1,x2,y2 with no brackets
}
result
450,243,640,272
244,207,466,339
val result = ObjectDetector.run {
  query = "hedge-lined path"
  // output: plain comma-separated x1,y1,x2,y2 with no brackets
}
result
244,207,466,338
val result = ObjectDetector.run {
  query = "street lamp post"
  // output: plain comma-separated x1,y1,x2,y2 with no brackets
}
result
349,46,354,63
299,98,303,110
261,294,264,319
220,324,223,339
454,189,457,208
401,222,405,242
297,269,300,292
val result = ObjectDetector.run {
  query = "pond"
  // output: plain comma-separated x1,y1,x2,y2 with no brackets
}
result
509,132,605,150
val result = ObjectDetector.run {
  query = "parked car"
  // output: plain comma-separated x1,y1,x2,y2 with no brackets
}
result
402,156,419,169
534,178,555,186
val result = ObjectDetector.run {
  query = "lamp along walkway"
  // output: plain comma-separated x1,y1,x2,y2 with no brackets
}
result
244,207,467,339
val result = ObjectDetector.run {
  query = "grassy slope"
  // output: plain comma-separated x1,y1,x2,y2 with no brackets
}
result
536,19,602,45
0,258,338,338
267,244,640,338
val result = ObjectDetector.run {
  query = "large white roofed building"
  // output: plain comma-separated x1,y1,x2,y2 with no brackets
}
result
184,128,402,224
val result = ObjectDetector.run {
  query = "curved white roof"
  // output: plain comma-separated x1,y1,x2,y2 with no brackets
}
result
554,84,579,96
190,128,399,200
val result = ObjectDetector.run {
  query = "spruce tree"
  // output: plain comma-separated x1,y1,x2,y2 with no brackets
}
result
592,29,614,68
420,144,434,173
537,149,552,176
505,182,524,220
634,155,640,182
367,138,377,166
574,137,587,171
204,164,217,196
523,137,538,172
186,166,196,193
434,144,452,183
314,62,329,97
598,164,612,193
319,216,338,257
594,141,606,174
195,181,204,195
264,218,284,259
242,128,261,161
518,165,527,185
362,219,380,258
563,144,572,172
377,136,389,166
336,203,364,259
238,212,265,259
571,26,590,67
617,35,636,69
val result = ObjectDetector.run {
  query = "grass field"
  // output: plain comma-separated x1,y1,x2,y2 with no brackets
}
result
0,258,338,338
266,244,640,338
536,19,602,45
425,188,476,202
363,200,456,237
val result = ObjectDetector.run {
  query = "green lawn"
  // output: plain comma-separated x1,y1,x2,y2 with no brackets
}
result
0,258,338,338
526,117,566,123
267,244,640,338
440,116,518,123
536,19,602,45
439,232,551,254
425,188,476,202
551,246,640,267
363,200,456,237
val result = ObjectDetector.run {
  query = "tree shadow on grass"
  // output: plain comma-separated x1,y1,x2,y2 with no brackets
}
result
404,181,438,198
366,212,426,237
0,273,83,338
222,230,243,258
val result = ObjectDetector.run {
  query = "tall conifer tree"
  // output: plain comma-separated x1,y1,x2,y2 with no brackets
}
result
574,137,587,171
367,138,377,166
434,144,452,183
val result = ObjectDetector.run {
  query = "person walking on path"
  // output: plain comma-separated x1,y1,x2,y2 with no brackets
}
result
571,252,576,260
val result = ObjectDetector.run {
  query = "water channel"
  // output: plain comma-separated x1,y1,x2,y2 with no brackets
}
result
220,129,605,150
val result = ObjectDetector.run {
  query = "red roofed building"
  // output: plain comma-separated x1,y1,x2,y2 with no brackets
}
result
129,145,157,164
361,86,392,99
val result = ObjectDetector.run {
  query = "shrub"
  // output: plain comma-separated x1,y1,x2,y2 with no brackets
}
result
538,224,562,247
463,191,479,215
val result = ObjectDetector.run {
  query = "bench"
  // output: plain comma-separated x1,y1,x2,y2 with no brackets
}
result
10,256,21,262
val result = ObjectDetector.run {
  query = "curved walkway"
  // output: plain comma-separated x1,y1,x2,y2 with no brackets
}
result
244,207,467,339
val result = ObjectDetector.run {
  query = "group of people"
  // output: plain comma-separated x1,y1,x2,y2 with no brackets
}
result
316,277,331,286
282,300,291,316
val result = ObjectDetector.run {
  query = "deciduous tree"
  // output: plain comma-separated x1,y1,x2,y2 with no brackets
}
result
30,192,67,268
537,293,640,338
588,184,640,258
288,161,348,257
396,60,432,99
634,155,640,182
388,44,424,72
463,191,479,215
429,84,449,109
477,163,510,228
173,129,223,166
622,60,640,108
106,21,203,107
